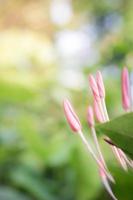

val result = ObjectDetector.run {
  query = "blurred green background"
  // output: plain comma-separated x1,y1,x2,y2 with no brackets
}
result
0,0,133,199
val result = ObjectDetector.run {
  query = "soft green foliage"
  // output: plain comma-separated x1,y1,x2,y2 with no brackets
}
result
96,112,133,159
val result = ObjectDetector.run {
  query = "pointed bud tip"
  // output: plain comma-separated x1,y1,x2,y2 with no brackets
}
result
88,74,100,102
63,98,81,132
96,71,105,98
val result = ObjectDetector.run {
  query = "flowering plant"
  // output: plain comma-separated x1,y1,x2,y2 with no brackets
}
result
63,67,133,200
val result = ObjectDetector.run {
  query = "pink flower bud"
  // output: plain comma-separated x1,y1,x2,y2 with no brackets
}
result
113,147,128,171
89,75,100,102
63,99,81,132
99,167,118,200
121,67,131,110
99,166,106,178
87,106,94,127
96,71,105,98
93,100,104,123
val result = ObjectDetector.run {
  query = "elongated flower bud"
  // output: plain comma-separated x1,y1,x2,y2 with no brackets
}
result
111,146,128,171
117,149,128,171
89,75,100,102
130,72,133,110
96,71,105,98
121,67,131,110
87,106,94,127
99,167,118,200
63,99,81,132
93,100,104,123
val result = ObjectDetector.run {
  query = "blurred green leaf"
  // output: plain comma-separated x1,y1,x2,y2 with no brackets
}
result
0,186,31,200
17,115,48,160
70,140,101,200
96,112,133,158
9,166,56,200
0,81,36,104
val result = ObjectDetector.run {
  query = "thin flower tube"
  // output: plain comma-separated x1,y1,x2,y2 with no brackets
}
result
63,99,114,182
95,70,130,171
63,67,133,200
87,106,114,183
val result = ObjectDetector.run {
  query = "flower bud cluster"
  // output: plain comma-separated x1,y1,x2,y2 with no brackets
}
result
63,67,133,200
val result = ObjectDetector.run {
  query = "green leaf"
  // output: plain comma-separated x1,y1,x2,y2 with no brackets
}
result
96,112,133,159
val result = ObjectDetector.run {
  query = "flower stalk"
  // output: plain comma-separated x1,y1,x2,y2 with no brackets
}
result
87,106,114,182
95,70,129,171
121,67,131,111
99,167,118,200
63,67,133,200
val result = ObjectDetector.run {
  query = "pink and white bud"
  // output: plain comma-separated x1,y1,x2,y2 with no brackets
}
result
63,99,81,132
89,75,100,102
120,151,133,168
93,100,104,123
117,149,128,171
112,146,128,171
87,106,94,127
99,167,118,200
99,166,106,179
121,67,131,110
96,71,105,98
